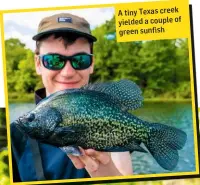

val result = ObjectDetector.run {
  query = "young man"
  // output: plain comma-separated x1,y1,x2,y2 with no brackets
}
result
11,13,133,181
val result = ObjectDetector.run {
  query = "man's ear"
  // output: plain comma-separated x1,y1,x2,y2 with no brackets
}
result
35,55,41,75
90,56,94,74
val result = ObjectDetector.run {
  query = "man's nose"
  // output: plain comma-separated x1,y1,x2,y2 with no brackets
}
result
59,60,76,77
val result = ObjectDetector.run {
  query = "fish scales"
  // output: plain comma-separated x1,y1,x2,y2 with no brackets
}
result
12,80,187,171
49,90,148,148
32,89,150,149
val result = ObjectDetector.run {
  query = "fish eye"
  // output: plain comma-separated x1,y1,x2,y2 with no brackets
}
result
26,113,35,122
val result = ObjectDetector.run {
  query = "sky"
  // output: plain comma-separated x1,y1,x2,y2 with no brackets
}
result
3,7,115,51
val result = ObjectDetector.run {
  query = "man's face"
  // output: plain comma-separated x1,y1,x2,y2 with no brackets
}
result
35,35,94,96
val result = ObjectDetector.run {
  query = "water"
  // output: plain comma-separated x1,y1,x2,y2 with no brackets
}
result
131,102,196,174
9,101,196,174
9,103,36,122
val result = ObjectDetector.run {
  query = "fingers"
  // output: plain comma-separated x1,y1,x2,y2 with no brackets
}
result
67,154,85,169
67,148,124,177
67,148,100,172
78,148,100,172
67,147,112,174
85,149,111,165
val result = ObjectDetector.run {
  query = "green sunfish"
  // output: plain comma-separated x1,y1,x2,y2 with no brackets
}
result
12,80,187,171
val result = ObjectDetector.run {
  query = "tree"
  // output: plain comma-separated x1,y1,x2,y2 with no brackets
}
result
91,16,190,99
5,38,42,101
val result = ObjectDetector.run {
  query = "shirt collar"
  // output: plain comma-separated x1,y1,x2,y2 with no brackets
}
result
35,88,46,105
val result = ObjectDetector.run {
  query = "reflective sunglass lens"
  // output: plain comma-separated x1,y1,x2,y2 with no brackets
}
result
41,54,92,70
43,55,65,70
71,55,91,70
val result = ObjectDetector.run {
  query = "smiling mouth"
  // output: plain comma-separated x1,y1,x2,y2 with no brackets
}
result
58,82,78,84
55,81,80,85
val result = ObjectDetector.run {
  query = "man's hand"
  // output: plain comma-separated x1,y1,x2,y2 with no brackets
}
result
67,147,133,177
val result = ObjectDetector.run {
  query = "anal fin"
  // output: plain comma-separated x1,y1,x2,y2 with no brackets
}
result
103,140,147,153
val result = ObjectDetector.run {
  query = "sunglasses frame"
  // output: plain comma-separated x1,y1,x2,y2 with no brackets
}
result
39,53,93,71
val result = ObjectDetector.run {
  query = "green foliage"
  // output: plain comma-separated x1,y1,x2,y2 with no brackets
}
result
0,108,6,126
91,16,190,100
0,150,10,185
0,109,7,149
0,109,9,185
5,39,42,102
15,50,39,93
100,179,200,185
5,16,191,102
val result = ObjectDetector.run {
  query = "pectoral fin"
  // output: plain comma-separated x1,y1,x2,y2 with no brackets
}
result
48,124,85,146
54,126,75,134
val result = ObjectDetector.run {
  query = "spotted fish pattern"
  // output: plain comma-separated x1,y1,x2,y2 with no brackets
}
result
12,79,187,171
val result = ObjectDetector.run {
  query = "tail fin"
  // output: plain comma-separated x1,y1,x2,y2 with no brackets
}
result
144,123,187,171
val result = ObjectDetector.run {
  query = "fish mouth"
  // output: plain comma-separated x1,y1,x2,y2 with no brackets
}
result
12,119,20,126
12,119,37,139
12,120,25,133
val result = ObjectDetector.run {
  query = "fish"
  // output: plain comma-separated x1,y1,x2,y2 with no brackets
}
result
12,79,187,171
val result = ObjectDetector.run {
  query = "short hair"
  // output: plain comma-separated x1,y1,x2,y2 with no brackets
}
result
35,32,93,55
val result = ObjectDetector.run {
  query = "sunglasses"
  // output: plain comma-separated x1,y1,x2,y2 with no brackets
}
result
39,53,93,70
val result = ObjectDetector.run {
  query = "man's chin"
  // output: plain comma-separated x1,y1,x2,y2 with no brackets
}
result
46,82,87,95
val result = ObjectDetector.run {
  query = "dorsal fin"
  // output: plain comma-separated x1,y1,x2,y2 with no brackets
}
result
83,79,143,110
